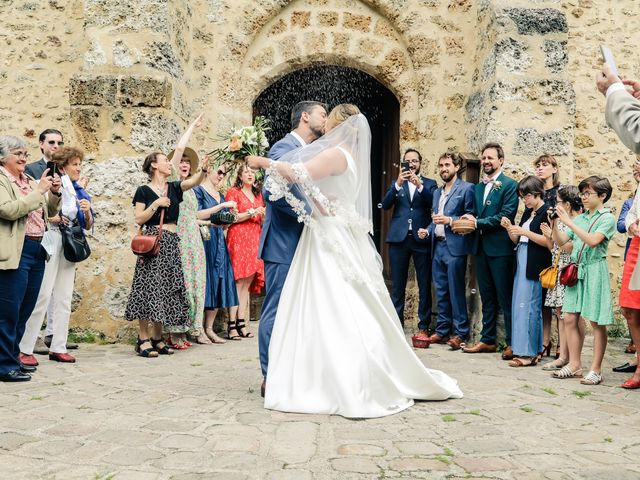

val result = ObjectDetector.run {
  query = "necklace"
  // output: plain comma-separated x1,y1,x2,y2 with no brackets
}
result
149,181,167,196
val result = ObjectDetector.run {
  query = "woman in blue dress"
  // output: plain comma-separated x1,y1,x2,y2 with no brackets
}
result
194,164,240,343
500,176,552,367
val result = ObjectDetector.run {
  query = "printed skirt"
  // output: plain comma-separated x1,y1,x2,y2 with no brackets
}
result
125,228,189,327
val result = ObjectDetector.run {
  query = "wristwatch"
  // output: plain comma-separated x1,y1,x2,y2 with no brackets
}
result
248,208,256,218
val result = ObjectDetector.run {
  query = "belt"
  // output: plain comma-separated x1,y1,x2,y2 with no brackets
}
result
25,235,43,242
435,236,446,242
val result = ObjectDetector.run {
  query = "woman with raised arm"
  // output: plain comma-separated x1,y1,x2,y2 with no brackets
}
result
124,116,209,358
246,104,462,418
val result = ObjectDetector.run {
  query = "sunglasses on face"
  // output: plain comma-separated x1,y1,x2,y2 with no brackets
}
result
47,140,64,146
217,169,226,176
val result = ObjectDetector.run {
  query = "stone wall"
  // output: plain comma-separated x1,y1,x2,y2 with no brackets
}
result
0,0,635,339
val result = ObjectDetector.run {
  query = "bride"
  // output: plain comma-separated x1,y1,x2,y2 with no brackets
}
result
247,104,462,418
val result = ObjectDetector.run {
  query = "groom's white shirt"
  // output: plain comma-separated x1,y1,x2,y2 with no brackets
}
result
290,131,307,147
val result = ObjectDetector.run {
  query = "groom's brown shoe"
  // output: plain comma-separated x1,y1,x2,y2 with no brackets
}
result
260,380,266,398
462,342,496,354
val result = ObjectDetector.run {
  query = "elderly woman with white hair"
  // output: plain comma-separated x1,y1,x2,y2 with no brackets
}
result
0,135,61,382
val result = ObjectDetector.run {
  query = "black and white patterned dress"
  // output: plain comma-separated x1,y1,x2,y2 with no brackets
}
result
125,181,189,327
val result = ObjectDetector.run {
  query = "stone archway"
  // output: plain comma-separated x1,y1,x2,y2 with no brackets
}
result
252,64,400,273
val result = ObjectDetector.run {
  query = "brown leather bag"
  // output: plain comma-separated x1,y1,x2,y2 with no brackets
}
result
131,207,164,257
559,212,603,287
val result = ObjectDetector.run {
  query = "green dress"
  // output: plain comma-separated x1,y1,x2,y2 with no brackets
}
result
562,208,615,325
166,189,206,335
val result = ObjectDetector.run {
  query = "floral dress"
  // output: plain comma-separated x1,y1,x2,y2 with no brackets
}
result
166,189,206,336
544,221,571,308
225,187,265,294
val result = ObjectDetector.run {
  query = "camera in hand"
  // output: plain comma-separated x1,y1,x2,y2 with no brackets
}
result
401,161,410,172
548,207,559,220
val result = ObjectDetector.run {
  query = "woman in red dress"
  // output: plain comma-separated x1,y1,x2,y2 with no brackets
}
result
225,165,265,338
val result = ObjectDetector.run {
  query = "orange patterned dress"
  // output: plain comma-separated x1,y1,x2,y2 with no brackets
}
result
225,187,265,294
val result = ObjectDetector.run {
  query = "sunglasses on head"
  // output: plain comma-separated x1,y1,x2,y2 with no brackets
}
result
47,140,64,146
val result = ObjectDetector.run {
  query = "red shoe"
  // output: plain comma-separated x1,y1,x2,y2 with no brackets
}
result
621,378,640,389
183,340,193,347
19,353,39,367
166,335,188,350
49,352,76,363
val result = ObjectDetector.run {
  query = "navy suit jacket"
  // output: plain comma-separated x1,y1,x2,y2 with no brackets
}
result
380,176,437,243
428,178,475,257
24,158,47,179
258,133,305,265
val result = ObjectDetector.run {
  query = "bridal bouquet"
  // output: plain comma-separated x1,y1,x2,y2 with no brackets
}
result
209,116,271,185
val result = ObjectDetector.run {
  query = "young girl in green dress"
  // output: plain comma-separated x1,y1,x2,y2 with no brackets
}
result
550,176,616,385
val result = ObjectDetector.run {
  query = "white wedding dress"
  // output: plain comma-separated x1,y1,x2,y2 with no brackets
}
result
264,147,463,418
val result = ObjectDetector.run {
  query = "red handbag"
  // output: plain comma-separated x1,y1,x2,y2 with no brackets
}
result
131,207,164,257
558,212,603,287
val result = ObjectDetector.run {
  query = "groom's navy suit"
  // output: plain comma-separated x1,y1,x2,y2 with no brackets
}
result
258,133,304,378
380,176,436,331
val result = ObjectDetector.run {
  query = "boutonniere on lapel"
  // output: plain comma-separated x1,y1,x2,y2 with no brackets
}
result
493,180,502,191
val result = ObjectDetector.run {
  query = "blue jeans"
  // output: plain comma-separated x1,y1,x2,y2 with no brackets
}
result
0,239,46,375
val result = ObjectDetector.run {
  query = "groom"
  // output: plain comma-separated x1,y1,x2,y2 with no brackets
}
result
258,101,327,396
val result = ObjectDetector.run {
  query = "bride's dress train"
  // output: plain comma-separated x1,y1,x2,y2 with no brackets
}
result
264,148,463,418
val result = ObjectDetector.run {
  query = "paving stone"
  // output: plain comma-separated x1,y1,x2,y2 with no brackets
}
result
156,433,208,449
330,457,380,473
0,432,38,450
454,456,515,472
387,457,450,472
102,447,163,466
265,470,314,480
337,443,386,456
393,441,442,455
92,429,159,446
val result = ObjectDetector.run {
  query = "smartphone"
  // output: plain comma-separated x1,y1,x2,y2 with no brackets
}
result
600,44,620,77
46,161,56,177
401,161,410,172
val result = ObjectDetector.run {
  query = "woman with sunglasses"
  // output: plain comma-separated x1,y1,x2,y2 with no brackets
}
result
551,176,616,385
124,116,209,358
0,135,61,381
194,165,239,343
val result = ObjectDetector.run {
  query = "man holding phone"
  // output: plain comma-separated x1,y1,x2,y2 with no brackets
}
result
25,129,64,179
380,148,437,337
597,60,640,154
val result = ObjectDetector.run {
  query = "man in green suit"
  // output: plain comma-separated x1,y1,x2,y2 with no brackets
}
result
461,143,518,357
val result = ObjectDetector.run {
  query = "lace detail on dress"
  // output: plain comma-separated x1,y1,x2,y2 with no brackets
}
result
265,163,384,293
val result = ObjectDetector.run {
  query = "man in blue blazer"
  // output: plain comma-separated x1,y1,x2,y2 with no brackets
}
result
421,153,474,350
258,101,327,396
380,148,437,335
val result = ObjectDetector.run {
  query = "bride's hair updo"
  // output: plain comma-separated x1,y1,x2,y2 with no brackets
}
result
327,104,360,127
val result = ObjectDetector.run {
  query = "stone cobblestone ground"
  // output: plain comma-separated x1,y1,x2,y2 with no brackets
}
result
1,334,639,480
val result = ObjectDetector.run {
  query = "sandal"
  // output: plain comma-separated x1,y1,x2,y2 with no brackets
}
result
227,321,242,341
205,328,226,344
236,319,254,338
166,334,188,350
135,338,159,358
552,365,582,379
151,337,174,355
542,358,568,371
508,356,537,368
580,370,603,385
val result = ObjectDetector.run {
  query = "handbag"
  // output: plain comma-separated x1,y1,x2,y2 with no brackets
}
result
210,211,236,225
199,224,211,241
539,250,560,289
131,207,164,257
559,212,604,287
60,217,91,263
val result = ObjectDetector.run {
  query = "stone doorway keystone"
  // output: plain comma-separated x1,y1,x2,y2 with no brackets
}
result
253,64,400,276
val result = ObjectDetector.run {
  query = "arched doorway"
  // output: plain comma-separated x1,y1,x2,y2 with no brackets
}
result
253,64,400,277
